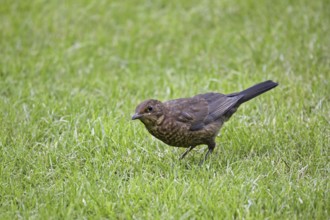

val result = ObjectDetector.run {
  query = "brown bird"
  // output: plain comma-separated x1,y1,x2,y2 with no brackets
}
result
132,80,278,163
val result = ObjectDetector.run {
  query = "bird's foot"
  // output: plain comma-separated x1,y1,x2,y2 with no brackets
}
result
199,148,214,166
179,146,195,160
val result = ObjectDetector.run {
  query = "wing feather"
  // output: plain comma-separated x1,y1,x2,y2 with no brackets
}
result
164,97,209,131
164,92,243,132
195,93,243,124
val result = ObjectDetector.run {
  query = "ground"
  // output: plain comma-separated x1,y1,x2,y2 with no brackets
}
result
0,0,329,219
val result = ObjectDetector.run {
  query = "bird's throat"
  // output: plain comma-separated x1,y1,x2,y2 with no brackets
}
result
156,115,165,125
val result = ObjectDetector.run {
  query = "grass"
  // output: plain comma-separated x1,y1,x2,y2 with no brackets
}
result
0,0,329,219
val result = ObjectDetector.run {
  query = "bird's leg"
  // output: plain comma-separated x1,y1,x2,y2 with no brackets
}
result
179,146,196,160
199,142,216,165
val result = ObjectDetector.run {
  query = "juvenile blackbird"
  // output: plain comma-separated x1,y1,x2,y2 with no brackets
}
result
132,80,278,163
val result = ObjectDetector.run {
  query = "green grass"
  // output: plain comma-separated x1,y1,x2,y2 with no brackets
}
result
1,0,329,219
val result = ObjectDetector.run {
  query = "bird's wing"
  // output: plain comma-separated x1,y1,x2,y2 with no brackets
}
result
164,97,209,131
164,93,244,131
195,93,244,124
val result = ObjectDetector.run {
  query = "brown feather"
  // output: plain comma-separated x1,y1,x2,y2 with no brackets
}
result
132,80,278,163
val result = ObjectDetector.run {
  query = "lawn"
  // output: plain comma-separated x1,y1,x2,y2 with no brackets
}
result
0,0,329,219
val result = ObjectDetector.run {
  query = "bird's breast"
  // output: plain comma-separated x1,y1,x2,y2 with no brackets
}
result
146,118,208,147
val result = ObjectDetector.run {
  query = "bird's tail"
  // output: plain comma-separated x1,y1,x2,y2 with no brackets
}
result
229,80,278,105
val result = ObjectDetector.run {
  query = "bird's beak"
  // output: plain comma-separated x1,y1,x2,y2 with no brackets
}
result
131,113,142,120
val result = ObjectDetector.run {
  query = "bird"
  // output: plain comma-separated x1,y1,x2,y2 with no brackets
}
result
132,80,278,164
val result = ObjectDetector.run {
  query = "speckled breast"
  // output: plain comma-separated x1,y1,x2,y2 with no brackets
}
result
146,118,215,148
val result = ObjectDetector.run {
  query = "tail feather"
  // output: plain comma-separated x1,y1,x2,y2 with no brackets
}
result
228,80,278,105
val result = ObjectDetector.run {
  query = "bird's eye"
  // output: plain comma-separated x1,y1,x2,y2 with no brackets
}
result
146,106,153,112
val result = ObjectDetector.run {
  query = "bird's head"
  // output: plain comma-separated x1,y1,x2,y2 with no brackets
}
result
132,99,165,127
